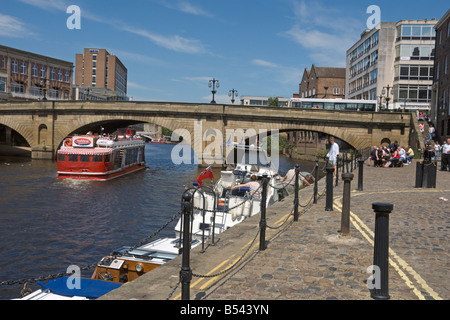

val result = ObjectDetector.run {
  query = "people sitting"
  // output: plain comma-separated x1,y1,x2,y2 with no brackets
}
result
384,147,400,167
405,146,414,164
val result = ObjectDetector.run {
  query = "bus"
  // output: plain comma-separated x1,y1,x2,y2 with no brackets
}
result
288,98,378,112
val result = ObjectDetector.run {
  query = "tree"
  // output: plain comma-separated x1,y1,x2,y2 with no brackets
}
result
268,97,279,107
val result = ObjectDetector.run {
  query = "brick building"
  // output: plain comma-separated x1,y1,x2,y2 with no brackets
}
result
431,9,450,141
0,45,73,101
299,64,346,99
75,48,128,100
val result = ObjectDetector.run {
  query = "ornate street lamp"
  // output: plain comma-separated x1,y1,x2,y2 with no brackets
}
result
228,88,238,105
382,85,392,110
40,78,48,100
208,78,219,104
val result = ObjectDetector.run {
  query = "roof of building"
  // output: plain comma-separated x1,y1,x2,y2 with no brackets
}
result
435,9,450,29
302,64,346,81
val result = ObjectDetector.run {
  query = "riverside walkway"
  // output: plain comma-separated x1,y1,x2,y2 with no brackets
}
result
100,159,449,301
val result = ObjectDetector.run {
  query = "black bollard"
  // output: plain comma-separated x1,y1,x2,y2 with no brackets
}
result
370,203,393,300
340,173,354,236
259,174,269,251
180,191,193,300
293,165,300,221
357,159,365,191
313,159,319,204
325,167,335,211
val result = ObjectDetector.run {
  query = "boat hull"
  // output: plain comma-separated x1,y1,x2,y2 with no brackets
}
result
57,163,146,181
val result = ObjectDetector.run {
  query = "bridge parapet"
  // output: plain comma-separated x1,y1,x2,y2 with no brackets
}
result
0,101,413,161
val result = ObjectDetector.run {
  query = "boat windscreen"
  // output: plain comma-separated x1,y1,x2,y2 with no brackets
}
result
227,148,270,166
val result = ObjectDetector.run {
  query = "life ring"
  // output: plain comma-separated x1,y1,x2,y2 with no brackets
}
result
64,138,72,147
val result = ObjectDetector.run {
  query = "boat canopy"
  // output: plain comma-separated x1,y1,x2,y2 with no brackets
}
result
37,277,121,299
58,148,114,156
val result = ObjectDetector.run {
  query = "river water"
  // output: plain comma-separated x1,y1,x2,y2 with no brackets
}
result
0,143,315,300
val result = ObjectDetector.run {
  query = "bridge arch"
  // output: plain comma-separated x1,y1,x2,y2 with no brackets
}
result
0,117,32,148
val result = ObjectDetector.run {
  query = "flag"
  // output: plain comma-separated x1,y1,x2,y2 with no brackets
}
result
197,166,214,186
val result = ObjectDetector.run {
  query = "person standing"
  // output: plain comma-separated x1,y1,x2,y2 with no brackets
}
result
327,137,340,177
441,139,450,171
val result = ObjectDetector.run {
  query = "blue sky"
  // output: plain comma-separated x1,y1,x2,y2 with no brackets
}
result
0,0,448,103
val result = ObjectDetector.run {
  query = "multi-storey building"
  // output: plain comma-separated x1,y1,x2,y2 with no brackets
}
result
346,20,437,112
431,9,450,141
75,48,128,101
0,45,73,101
299,64,346,99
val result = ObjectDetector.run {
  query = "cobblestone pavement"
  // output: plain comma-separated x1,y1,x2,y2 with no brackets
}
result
101,159,449,301
204,160,449,300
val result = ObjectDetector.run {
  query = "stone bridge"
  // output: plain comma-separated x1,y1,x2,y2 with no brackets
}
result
0,101,417,163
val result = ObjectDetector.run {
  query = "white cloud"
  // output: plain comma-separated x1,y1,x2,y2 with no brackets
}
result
119,25,206,54
283,0,363,66
251,59,280,68
0,14,34,38
16,0,68,11
159,0,213,17
17,0,207,54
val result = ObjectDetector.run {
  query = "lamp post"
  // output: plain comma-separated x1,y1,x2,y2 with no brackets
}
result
40,78,48,101
382,85,392,110
377,94,384,112
228,88,238,105
208,78,220,104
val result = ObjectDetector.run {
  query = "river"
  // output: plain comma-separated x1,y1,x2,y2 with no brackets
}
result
0,143,317,300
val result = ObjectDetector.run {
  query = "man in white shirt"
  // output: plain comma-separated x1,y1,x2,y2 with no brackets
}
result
441,139,450,171
327,136,340,177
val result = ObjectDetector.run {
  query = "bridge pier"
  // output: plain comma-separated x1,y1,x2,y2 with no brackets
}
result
31,147,55,160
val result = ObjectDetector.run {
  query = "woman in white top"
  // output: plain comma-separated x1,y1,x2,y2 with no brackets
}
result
231,175,261,200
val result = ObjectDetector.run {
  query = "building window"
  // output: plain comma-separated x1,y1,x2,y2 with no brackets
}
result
50,68,56,80
0,77,6,92
1,57,5,69
437,62,440,80
398,84,432,102
20,62,27,74
58,70,63,81
397,44,435,60
65,71,70,82
40,66,46,78
400,24,436,40
32,64,38,77
445,56,448,75
398,65,433,81
11,60,18,73
333,88,340,95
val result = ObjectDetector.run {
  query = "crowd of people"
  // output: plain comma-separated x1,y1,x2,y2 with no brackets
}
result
368,141,414,168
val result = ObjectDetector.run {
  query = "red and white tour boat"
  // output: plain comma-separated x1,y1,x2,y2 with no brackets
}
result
57,129,146,181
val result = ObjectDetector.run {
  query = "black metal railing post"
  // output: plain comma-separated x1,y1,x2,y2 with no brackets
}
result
357,158,365,191
341,173,354,236
313,159,319,204
335,156,340,187
259,174,269,251
293,165,300,221
180,191,193,300
370,203,393,300
325,167,335,211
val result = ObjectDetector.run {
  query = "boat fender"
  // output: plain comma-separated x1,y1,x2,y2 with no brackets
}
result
243,200,252,218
